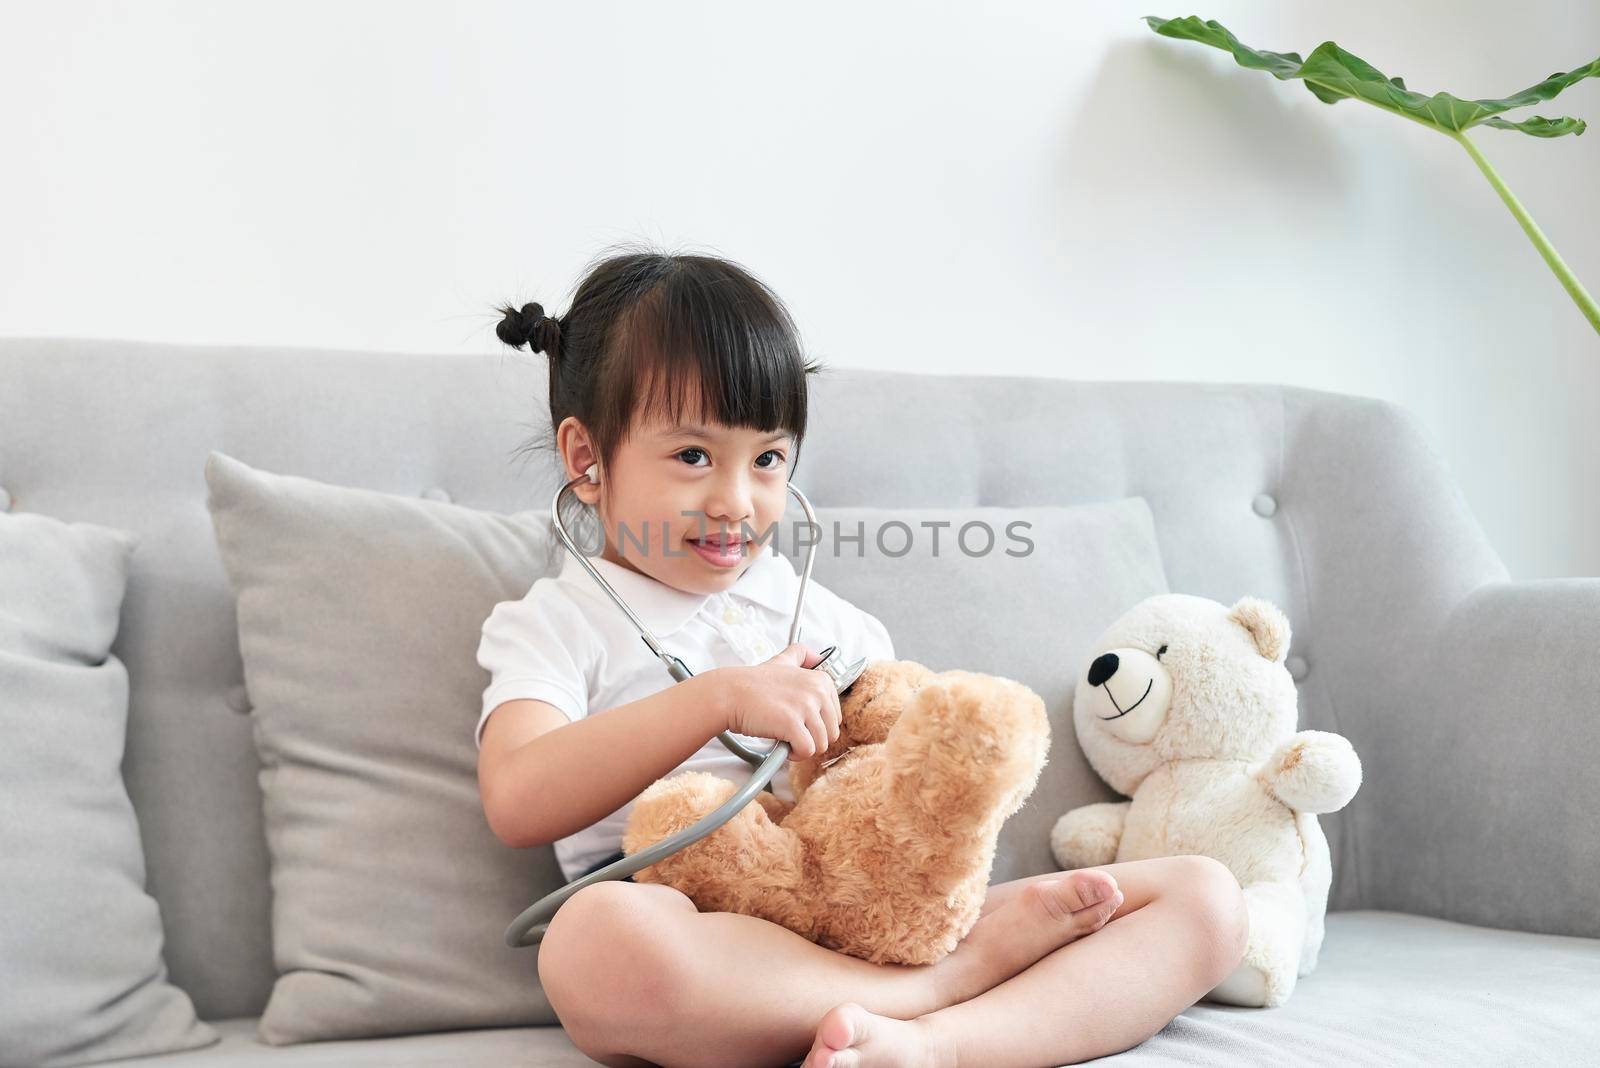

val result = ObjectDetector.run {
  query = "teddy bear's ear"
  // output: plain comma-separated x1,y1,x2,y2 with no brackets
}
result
1228,596,1291,663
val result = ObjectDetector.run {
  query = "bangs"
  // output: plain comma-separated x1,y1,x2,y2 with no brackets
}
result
599,264,815,446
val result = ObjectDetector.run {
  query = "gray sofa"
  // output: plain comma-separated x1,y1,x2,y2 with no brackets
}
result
3,335,1596,1066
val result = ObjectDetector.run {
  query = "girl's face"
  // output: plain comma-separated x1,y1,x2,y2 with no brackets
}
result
578,403,796,596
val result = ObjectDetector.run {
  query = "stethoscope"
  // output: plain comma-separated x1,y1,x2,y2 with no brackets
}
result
505,462,867,949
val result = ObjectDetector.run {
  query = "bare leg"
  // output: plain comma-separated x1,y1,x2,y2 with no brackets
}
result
538,867,1126,1068
799,854,1250,1068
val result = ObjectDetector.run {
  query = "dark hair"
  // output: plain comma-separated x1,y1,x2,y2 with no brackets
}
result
494,241,822,481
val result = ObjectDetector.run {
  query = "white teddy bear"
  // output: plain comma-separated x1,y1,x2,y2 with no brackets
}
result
1051,594,1362,1007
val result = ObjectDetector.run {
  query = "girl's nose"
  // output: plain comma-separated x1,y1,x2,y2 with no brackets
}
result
701,472,755,528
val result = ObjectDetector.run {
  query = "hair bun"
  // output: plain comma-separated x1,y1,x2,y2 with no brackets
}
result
496,301,562,357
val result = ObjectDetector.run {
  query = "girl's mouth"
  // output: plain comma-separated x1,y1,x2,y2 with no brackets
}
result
688,534,745,568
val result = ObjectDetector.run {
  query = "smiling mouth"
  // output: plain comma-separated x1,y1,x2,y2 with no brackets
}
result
688,535,744,551
687,535,746,566
1096,678,1152,720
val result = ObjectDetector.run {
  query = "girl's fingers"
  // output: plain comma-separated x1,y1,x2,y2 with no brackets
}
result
813,670,840,744
780,642,810,667
805,706,827,758
832,674,844,741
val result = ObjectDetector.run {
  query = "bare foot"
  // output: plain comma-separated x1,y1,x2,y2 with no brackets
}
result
800,1002,950,1068
937,870,1124,1006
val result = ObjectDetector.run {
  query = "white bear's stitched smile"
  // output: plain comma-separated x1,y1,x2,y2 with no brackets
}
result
1097,678,1153,720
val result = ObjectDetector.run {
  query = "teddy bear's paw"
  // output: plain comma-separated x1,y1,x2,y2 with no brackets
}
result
918,673,1049,768
1207,946,1297,1008
1049,803,1127,870
1261,730,1362,815
1205,960,1271,1007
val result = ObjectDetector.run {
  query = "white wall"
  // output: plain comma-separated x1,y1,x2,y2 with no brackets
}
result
3,0,1596,578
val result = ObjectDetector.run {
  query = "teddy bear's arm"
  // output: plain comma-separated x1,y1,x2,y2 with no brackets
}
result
1050,801,1130,870
1254,730,1363,815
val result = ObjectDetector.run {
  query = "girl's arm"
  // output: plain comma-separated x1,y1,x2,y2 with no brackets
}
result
478,673,731,849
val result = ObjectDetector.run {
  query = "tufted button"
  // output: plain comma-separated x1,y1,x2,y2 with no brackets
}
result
420,486,452,503
1286,655,1308,682
0,484,10,512
225,682,252,715
1252,493,1278,518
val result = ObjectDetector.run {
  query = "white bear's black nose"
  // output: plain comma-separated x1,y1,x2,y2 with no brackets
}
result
1087,652,1119,687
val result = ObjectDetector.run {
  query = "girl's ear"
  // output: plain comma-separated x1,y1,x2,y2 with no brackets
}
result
557,416,602,505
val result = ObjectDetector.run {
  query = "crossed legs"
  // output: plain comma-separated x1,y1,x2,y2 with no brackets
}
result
538,854,1247,1068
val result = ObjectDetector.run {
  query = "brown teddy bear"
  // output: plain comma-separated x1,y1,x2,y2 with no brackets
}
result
620,659,1051,966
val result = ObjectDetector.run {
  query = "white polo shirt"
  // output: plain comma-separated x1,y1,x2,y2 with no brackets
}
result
475,540,895,882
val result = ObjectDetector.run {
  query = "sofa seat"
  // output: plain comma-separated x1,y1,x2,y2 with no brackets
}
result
114,1018,592,1067
112,911,1599,1067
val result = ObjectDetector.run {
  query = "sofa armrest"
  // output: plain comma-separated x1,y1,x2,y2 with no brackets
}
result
1363,578,1600,939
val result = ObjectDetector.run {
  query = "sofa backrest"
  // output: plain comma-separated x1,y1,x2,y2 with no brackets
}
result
0,336,1508,1019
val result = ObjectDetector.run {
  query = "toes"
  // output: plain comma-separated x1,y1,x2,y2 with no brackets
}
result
816,1002,864,1051
1029,872,1123,924
1067,870,1120,909
802,1035,837,1068
807,1003,869,1068
803,1048,835,1068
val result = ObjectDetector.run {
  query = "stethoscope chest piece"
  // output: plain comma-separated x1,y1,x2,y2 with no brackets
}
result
813,644,868,696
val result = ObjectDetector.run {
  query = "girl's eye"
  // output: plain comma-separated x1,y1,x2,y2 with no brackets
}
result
755,449,787,470
1156,644,1169,660
676,447,709,467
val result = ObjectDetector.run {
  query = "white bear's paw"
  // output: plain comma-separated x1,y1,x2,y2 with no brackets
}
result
1205,960,1270,1007
1049,803,1124,870
1263,730,1362,815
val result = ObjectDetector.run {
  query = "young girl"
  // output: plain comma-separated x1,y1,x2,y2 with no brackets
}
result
475,245,1249,1068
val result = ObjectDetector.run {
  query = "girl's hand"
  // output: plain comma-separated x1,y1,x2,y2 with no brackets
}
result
715,643,842,759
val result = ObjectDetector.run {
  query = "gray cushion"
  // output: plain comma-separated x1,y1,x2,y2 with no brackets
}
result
0,511,217,1067
201,450,566,1045
775,500,1169,881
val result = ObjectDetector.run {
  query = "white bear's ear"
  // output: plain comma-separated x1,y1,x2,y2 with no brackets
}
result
1228,596,1291,663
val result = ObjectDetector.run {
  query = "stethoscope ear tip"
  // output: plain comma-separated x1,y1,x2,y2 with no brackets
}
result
584,463,599,485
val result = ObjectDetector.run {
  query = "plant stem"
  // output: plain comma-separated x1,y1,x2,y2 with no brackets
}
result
1452,130,1600,337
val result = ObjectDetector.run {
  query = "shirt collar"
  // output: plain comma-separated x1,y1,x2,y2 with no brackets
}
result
554,542,802,637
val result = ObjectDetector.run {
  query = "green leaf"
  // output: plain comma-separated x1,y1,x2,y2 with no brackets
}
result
1143,15,1598,138
1482,114,1587,137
